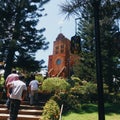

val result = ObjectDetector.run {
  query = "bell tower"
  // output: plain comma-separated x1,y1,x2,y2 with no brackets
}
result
48,33,70,78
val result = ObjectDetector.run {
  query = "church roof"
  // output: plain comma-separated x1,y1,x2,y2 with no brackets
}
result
56,33,65,40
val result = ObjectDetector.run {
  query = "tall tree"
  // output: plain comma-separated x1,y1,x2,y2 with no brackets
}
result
15,53,46,72
59,0,120,91
0,0,50,79
60,1,97,82
100,1,120,91
74,4,96,82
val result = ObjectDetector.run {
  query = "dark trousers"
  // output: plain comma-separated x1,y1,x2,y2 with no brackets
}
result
9,99,21,120
6,98,10,110
6,89,12,110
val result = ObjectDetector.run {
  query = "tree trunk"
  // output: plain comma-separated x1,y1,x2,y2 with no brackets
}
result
4,48,15,80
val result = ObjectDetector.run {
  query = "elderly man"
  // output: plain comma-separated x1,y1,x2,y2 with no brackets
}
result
7,75,27,120
5,69,19,110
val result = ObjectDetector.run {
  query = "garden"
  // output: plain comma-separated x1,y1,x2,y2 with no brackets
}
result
37,76,120,120
1,74,120,120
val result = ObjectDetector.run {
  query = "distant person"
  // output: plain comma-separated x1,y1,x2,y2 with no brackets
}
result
7,75,27,120
113,75,120,92
5,69,19,110
29,74,41,105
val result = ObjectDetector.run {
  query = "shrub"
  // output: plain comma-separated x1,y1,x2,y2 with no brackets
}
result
71,76,83,84
41,99,60,120
67,76,83,87
70,82,98,103
0,75,4,92
42,77,70,93
52,91,81,113
35,74,44,82
0,75,4,86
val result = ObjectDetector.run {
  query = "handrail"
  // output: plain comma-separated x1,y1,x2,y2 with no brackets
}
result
57,66,66,77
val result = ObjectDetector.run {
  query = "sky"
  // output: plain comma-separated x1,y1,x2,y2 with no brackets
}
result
35,0,76,67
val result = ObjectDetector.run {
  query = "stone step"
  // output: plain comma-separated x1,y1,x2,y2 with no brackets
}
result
0,103,44,109
0,101,44,120
22,100,45,106
0,113,42,120
20,104,43,110
0,107,42,115
0,104,43,110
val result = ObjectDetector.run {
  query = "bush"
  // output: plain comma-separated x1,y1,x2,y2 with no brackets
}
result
52,91,81,113
70,82,98,103
67,76,83,87
42,77,70,93
0,76,4,92
35,74,44,83
41,99,60,120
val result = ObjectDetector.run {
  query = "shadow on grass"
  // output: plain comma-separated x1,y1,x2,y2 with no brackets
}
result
81,104,98,113
82,103,120,114
105,103,120,115
63,103,98,116
63,103,120,116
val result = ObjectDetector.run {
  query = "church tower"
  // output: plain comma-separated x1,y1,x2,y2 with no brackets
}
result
48,33,70,78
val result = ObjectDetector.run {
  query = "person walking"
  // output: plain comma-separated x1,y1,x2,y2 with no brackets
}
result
29,74,41,105
6,75,27,120
5,69,19,110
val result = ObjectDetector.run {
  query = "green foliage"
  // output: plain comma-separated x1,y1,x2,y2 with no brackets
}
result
16,53,43,72
41,99,60,120
42,77,81,112
83,82,97,94
71,76,83,85
67,76,82,87
0,75,4,86
0,0,50,78
42,77,70,93
62,103,120,120
59,0,120,92
99,1,120,91
35,74,44,90
35,74,44,82
0,75,4,92
104,93,120,103
70,82,98,103
103,84,109,94
52,91,81,113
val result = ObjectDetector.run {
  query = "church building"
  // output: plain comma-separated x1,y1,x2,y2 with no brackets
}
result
48,33,80,78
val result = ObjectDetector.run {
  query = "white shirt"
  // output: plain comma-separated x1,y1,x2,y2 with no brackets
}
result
10,80,27,101
29,80,39,91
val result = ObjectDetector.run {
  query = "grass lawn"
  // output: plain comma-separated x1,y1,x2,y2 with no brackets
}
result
62,103,120,120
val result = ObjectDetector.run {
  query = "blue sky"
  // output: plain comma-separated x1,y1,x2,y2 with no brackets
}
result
35,0,75,67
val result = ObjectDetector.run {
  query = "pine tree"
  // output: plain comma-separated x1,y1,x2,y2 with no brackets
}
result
0,0,50,79
100,0,120,91
59,0,120,91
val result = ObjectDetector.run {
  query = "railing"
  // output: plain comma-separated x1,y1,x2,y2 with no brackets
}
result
57,66,66,77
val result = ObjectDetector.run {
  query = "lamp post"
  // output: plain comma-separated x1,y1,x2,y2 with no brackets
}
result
92,0,105,120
